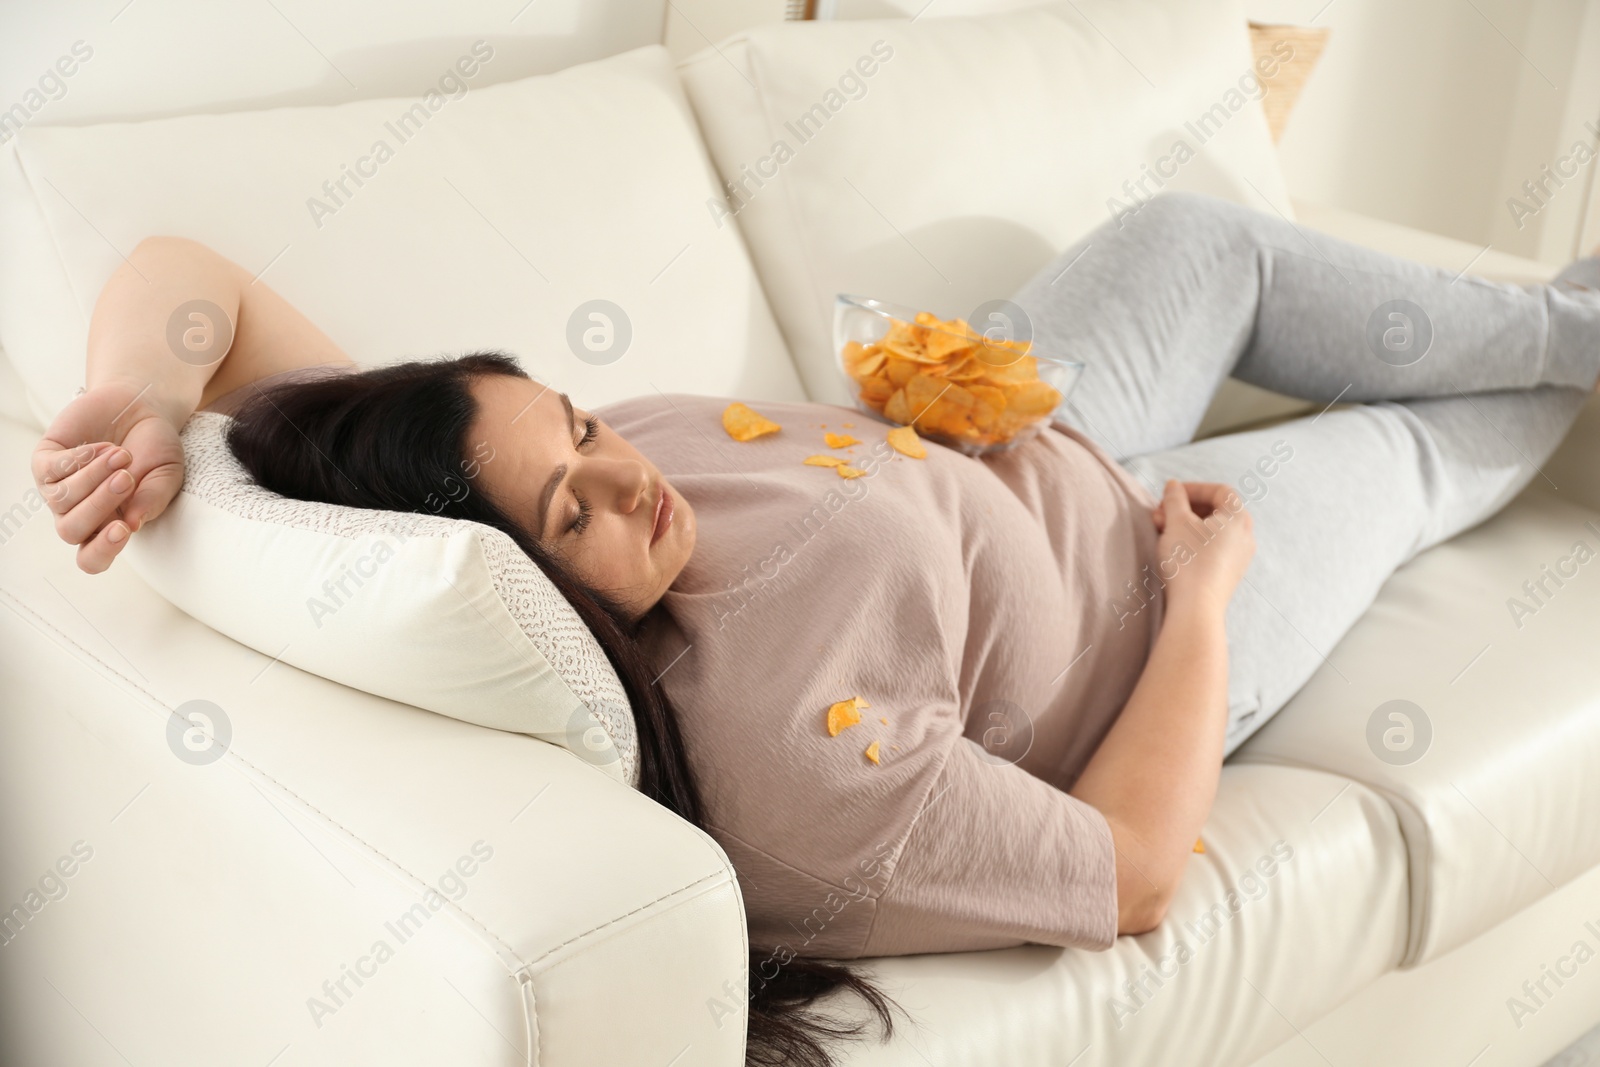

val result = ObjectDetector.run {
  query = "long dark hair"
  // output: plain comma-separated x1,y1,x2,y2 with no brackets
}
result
224,352,900,1065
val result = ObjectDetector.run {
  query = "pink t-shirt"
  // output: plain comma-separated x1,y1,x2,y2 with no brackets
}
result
601,394,1164,960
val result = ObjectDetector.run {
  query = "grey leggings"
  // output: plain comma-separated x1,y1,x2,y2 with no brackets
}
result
1006,191,1600,754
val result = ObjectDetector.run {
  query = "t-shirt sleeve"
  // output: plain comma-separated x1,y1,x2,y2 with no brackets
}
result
861,736,1119,956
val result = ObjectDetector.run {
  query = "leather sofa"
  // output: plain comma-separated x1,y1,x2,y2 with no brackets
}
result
1,3,1596,1066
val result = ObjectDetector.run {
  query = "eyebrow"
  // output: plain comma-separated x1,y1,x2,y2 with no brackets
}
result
534,392,576,541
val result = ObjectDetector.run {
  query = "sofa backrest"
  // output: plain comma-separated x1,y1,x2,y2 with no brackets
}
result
677,0,1295,407
0,44,807,425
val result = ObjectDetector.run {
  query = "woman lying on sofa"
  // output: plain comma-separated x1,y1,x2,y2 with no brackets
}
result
33,192,1600,1066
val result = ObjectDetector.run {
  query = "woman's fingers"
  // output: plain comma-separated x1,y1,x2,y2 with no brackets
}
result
32,440,112,502
41,444,130,516
53,458,138,546
75,518,131,575
1162,478,1193,519
121,462,182,531
1182,481,1243,517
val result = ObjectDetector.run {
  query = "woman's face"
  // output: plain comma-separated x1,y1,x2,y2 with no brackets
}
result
468,374,696,620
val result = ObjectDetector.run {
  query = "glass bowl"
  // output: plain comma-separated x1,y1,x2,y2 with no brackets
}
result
833,294,1085,457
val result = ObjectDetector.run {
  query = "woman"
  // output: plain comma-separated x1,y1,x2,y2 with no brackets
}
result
33,192,1600,1064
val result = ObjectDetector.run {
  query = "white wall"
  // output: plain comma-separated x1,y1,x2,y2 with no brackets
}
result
0,0,666,125
1245,0,1600,263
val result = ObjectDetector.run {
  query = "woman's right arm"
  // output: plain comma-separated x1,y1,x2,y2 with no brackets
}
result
1070,479,1255,935
30,236,352,573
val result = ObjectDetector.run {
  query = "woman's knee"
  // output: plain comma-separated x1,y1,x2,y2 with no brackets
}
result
1129,190,1241,233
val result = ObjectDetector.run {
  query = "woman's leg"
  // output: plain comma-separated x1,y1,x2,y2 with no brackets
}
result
1007,191,1600,460
1121,383,1590,754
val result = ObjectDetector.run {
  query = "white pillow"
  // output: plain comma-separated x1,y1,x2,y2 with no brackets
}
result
125,412,639,785
678,0,1295,405
0,43,806,423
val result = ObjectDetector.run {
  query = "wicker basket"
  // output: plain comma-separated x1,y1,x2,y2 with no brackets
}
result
1248,22,1332,143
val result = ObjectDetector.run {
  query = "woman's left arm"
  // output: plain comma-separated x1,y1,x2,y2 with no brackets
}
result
1069,479,1254,934
32,235,351,573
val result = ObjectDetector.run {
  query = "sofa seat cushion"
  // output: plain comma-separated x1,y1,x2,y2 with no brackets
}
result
836,763,1407,1067
0,43,804,425
678,0,1294,407
1234,485,1600,965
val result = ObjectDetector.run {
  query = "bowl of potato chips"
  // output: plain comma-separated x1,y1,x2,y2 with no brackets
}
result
834,295,1083,456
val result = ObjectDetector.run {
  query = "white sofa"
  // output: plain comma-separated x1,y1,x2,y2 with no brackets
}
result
2,3,1598,1066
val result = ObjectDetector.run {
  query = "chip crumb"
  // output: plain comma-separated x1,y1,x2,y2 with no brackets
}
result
879,717,888,725
826,695,870,736
864,740,882,765
886,424,927,459
824,432,861,448
842,422,855,428
836,465,866,479
722,402,781,442
1193,838,1206,854
803,454,846,468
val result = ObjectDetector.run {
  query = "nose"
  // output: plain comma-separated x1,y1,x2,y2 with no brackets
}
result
578,455,650,514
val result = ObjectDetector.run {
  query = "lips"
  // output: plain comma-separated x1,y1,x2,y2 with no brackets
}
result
650,484,674,546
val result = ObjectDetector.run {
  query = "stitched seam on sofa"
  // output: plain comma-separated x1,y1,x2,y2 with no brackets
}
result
519,968,539,1067
0,584,536,972
519,868,732,971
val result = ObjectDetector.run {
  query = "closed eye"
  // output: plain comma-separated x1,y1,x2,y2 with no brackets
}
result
577,414,600,449
568,490,592,535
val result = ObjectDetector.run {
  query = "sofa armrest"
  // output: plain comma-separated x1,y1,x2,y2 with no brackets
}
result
0,415,747,1067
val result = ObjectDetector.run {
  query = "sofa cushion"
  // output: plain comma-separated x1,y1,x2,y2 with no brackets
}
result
1233,484,1600,965
0,43,805,424
120,410,640,786
677,0,1294,406
836,763,1408,1066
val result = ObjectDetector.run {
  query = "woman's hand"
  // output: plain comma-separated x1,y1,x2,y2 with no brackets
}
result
1150,479,1255,617
31,377,185,574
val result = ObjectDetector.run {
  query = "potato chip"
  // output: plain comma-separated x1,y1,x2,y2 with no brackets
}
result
824,432,860,448
722,402,781,442
826,695,870,736
886,425,926,459
841,308,1065,453
836,465,866,479
883,388,913,425
1007,379,1063,416
924,321,978,363
858,375,895,406
1193,838,1206,854
903,372,948,421
853,349,887,378
803,454,846,468
864,740,882,765
885,354,921,387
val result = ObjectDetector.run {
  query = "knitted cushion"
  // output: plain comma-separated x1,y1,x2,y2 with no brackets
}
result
125,411,639,787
